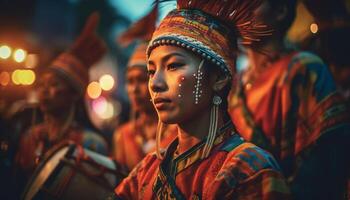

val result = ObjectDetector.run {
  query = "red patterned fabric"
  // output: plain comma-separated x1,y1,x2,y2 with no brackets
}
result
16,123,108,174
229,51,350,198
114,123,291,199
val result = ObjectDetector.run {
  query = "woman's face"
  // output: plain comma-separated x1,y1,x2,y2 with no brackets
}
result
147,45,214,124
126,67,153,112
37,72,77,113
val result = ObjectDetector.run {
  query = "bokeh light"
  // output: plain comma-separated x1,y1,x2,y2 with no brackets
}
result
92,97,115,120
0,71,10,86
310,23,318,34
25,54,39,68
87,81,102,99
92,96,108,116
21,70,36,85
102,102,115,119
0,45,11,59
13,49,27,63
11,70,36,85
11,70,21,85
99,74,115,91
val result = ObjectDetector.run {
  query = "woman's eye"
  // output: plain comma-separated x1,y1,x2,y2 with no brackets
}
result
167,63,184,71
147,69,155,77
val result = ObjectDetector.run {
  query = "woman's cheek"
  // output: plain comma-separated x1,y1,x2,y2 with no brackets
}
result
174,72,197,103
177,75,185,98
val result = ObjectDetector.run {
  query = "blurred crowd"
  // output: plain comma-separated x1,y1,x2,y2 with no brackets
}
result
0,0,349,199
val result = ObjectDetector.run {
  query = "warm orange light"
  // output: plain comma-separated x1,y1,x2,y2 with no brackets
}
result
310,23,318,34
11,69,35,85
0,45,11,59
99,74,115,91
13,49,27,63
12,70,21,85
0,71,10,86
87,81,102,99
25,54,38,68
21,70,36,85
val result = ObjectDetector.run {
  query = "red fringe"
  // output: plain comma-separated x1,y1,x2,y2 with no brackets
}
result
174,0,273,46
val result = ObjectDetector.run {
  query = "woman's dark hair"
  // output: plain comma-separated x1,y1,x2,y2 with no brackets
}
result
202,60,232,112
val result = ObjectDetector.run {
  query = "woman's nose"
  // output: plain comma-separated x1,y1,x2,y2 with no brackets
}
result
149,71,167,93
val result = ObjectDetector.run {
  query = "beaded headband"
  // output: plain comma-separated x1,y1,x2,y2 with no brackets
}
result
147,9,234,79
147,0,272,78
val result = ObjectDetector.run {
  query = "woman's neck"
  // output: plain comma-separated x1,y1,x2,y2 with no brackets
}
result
176,107,224,154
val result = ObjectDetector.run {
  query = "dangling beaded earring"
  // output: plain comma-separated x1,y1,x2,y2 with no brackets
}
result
202,95,222,159
193,60,204,104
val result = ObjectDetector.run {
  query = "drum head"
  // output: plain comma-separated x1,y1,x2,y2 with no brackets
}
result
22,142,124,200
23,143,71,200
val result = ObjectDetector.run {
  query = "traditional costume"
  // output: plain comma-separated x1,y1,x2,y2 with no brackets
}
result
16,13,108,175
113,1,291,199
229,41,350,199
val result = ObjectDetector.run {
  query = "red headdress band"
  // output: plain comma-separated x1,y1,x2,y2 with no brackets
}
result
147,0,272,78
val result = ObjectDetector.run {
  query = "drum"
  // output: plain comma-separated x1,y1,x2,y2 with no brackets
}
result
22,143,126,200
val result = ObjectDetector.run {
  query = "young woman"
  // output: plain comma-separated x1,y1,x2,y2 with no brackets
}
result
228,0,350,199
112,1,290,199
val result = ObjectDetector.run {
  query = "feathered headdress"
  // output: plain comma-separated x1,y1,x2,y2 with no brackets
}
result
147,0,272,78
49,12,106,94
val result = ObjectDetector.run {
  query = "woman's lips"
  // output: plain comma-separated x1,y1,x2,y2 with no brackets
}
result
153,97,171,110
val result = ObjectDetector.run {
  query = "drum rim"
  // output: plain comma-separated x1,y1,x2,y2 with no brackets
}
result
21,141,76,199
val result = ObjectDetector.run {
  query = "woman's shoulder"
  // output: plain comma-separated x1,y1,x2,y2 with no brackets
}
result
217,135,281,184
126,152,159,178
284,51,329,80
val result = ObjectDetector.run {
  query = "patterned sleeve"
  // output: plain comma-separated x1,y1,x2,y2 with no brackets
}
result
284,52,350,199
234,168,291,200
284,52,349,155
114,162,142,199
213,144,291,199
114,154,157,199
